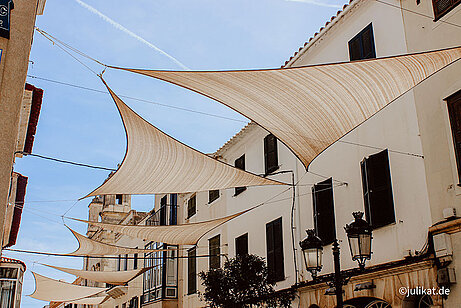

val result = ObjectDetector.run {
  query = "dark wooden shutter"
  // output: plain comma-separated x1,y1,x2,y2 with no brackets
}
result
348,23,376,61
134,253,138,270
266,217,284,282
160,196,167,225
433,0,461,20
209,235,221,269
187,247,196,294
187,195,196,219
235,233,249,256
264,134,279,175
312,178,336,245
234,155,247,195
209,190,219,203
361,149,395,229
169,194,177,225
116,194,123,205
447,90,461,184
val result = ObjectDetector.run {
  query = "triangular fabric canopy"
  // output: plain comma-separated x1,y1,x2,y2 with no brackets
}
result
43,263,149,286
67,226,178,256
64,296,107,305
70,210,247,245
84,79,285,198
29,272,107,302
112,47,461,168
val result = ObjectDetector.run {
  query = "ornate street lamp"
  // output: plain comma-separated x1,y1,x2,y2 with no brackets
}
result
299,212,373,308
345,211,373,270
299,229,323,279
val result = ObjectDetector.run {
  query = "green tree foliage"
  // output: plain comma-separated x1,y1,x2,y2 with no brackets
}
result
199,254,296,308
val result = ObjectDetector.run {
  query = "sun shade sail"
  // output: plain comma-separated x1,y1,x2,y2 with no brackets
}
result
84,79,284,198
70,210,247,245
65,296,107,305
113,47,461,168
43,264,148,285
29,272,107,302
67,226,177,256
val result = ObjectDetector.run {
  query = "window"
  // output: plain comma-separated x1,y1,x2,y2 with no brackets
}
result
235,233,248,256
264,134,279,175
116,194,123,205
433,0,461,20
348,23,376,61
160,195,167,226
447,90,461,184
169,194,178,225
187,247,197,294
187,195,196,219
117,255,121,271
209,235,221,269
234,155,247,195
361,149,396,229
266,217,284,282
209,190,219,204
143,242,178,303
124,254,128,270
134,253,138,270
312,178,336,245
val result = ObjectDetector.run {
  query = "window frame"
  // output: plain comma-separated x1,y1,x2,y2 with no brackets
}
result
209,235,221,269
187,195,196,219
446,90,461,185
235,233,249,256
432,0,461,21
264,134,279,175
348,23,376,61
208,189,220,204
187,247,197,295
312,178,336,246
234,155,247,196
361,149,396,229
266,217,285,282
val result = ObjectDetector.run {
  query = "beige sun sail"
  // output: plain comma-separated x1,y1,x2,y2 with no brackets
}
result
43,263,149,286
29,272,107,302
64,296,108,305
84,79,285,198
111,47,461,168
67,226,178,256
70,210,247,245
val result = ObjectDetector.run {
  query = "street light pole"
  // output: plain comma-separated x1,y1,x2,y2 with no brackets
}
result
332,239,344,308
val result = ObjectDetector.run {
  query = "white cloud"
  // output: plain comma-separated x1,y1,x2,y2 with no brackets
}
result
74,0,190,70
285,0,343,8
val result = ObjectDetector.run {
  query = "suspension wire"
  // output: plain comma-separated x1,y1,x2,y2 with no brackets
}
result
4,248,227,260
18,152,117,171
26,74,246,124
373,0,461,29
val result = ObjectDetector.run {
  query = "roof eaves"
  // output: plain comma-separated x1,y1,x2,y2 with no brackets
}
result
213,122,257,157
283,0,359,68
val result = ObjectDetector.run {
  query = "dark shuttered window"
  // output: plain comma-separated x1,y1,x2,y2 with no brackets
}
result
348,23,376,61
266,217,284,282
234,155,247,196
433,0,461,20
187,195,196,219
160,195,167,226
209,235,221,269
235,233,249,256
312,178,336,245
209,190,219,204
169,194,178,225
447,90,461,183
264,134,279,175
361,149,396,229
187,247,196,294
134,253,138,270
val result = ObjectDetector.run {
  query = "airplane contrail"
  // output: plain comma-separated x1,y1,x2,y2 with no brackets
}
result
285,0,343,8
74,0,189,70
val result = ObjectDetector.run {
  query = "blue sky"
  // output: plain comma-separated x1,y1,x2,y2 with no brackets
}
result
4,0,348,306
